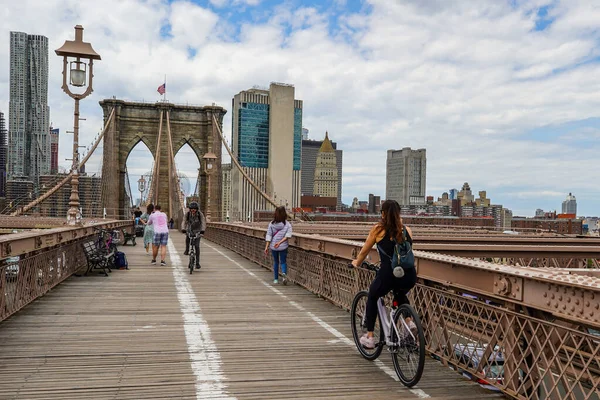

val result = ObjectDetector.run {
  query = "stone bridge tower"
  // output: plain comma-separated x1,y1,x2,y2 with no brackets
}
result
99,99,226,222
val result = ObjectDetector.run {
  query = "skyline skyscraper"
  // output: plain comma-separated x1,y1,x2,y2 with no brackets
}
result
50,127,59,174
230,83,302,221
0,111,7,197
9,31,51,187
385,147,427,205
313,132,338,199
562,192,577,215
301,133,343,209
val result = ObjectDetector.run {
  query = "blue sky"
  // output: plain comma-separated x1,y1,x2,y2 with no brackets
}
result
0,0,599,216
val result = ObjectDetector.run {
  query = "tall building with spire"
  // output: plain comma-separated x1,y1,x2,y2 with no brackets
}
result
301,133,343,209
8,31,50,187
313,132,338,198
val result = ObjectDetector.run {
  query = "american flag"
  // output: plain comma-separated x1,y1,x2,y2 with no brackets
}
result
157,83,166,95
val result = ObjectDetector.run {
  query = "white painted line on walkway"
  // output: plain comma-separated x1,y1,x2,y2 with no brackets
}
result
204,242,431,398
168,238,236,400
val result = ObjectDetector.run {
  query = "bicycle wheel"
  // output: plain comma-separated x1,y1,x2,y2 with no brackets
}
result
188,250,194,274
351,291,383,360
391,304,425,387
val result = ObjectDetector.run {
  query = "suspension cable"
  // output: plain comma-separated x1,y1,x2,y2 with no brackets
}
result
11,108,116,216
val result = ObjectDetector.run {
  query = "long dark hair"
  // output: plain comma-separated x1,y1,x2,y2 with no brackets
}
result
146,204,155,214
379,200,403,242
272,206,287,224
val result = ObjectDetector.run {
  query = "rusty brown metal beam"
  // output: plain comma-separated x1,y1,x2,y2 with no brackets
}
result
0,220,133,259
210,222,600,328
206,223,600,399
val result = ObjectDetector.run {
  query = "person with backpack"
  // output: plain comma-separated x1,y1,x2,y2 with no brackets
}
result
183,202,206,269
350,199,417,349
264,206,293,284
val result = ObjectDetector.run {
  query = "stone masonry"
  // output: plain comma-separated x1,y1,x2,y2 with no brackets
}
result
99,99,226,222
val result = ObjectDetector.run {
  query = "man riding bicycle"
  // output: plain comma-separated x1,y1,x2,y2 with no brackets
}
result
183,202,206,269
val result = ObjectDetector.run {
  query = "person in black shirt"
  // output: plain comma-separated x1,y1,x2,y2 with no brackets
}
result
351,200,417,349
183,202,206,269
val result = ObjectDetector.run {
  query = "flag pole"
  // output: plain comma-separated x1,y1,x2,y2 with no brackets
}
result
164,74,167,102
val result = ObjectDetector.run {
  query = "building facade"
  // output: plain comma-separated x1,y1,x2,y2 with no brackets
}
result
368,193,381,214
301,135,343,209
50,127,59,174
221,163,232,220
385,147,426,205
9,32,50,187
313,132,338,198
38,173,103,217
562,193,577,215
230,83,302,221
0,111,7,197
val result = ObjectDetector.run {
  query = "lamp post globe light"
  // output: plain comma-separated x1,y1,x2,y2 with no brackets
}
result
137,175,146,206
202,152,217,222
55,25,101,225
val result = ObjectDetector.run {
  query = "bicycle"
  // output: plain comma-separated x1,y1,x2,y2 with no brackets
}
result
90,227,118,271
349,262,426,387
187,232,202,275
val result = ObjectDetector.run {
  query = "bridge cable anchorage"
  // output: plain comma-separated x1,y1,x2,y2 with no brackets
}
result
11,108,116,217
211,114,299,220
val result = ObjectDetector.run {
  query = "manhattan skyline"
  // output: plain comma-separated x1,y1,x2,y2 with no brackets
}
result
0,0,598,216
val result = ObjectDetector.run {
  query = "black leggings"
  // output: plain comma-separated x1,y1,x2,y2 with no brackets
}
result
185,236,201,265
365,265,417,332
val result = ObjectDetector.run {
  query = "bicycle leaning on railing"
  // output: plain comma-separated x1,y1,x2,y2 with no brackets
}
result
348,261,426,387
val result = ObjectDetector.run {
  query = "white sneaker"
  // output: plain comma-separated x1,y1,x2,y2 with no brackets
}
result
359,334,376,349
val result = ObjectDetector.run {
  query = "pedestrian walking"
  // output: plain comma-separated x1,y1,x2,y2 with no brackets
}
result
147,204,169,266
141,204,154,255
264,206,293,285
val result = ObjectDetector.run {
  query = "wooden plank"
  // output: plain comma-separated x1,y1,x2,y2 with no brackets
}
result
0,233,503,399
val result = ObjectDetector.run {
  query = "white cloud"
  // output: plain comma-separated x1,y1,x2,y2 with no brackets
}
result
0,0,599,215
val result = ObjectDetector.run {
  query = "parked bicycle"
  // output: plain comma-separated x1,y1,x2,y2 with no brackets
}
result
349,261,426,387
93,227,118,268
187,231,202,275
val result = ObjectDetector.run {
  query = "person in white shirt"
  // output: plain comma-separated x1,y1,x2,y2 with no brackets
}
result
147,204,169,266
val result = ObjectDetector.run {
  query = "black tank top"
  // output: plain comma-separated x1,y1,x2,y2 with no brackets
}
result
377,228,412,268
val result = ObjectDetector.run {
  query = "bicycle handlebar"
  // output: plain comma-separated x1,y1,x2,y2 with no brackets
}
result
347,261,379,271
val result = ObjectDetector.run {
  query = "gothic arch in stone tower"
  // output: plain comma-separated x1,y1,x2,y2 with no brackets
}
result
99,99,226,221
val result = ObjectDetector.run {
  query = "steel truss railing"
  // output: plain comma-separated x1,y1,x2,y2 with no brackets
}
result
205,223,600,400
0,220,133,322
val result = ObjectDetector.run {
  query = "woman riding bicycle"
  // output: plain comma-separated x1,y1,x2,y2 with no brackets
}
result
351,199,417,349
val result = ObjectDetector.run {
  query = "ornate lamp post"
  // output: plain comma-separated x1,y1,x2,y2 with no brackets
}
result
137,175,146,206
202,152,217,222
55,25,101,225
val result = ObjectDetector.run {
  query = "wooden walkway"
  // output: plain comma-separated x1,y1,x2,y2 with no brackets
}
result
0,233,505,399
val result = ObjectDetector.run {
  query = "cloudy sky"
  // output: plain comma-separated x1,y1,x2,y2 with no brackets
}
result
0,0,599,216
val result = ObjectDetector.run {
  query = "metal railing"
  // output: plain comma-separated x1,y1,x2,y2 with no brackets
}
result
0,220,133,322
205,223,600,400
